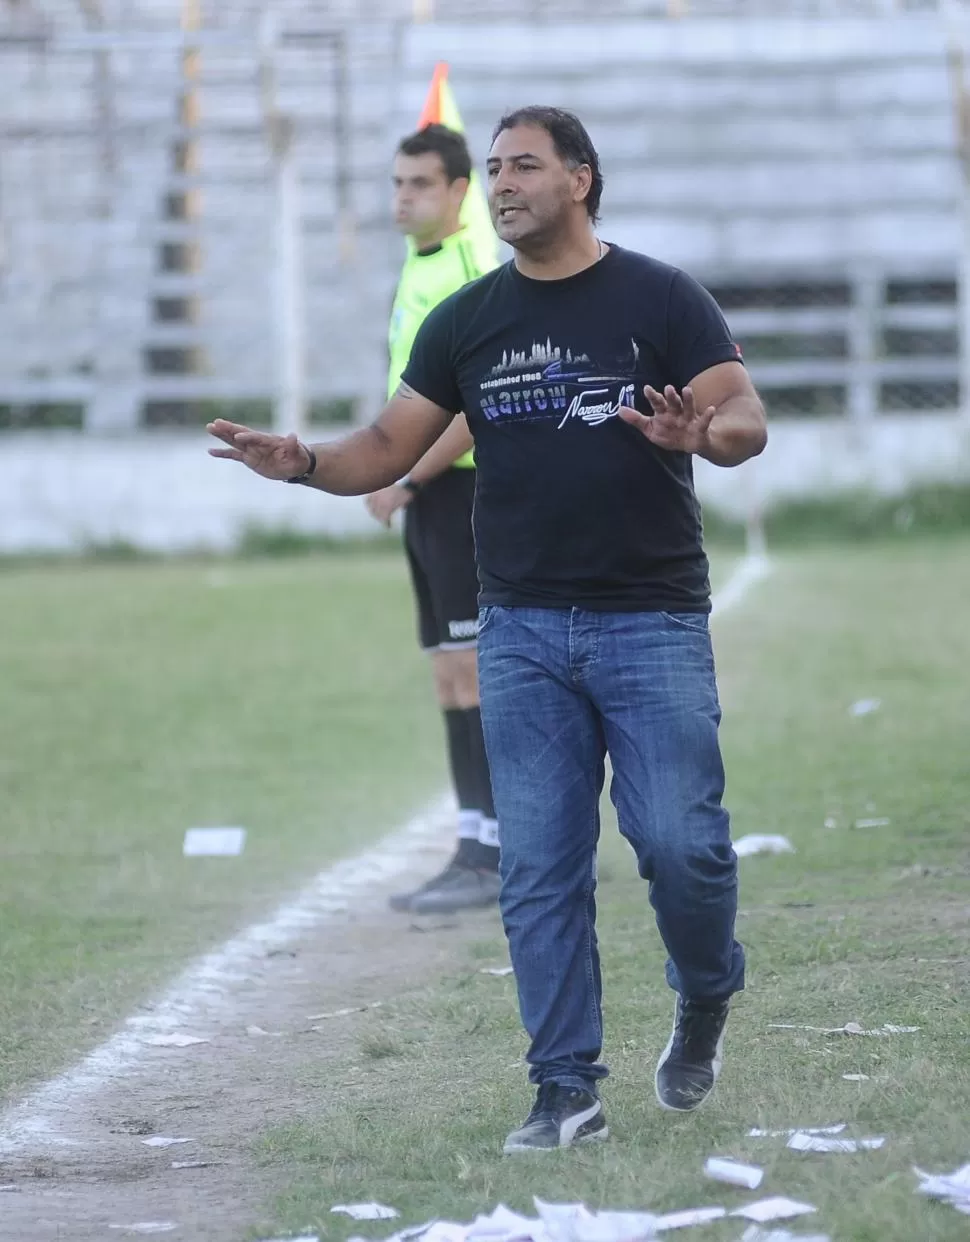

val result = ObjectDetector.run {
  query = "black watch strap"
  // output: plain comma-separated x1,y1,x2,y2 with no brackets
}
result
400,477,422,494
286,445,317,485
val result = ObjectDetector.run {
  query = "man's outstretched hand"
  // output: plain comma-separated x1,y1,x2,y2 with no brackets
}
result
618,384,716,455
207,419,311,481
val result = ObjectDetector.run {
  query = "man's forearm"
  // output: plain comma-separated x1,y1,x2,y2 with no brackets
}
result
303,424,419,496
699,396,767,467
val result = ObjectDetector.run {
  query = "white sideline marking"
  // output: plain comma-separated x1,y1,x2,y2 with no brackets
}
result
711,552,771,618
0,554,770,1156
0,795,453,1154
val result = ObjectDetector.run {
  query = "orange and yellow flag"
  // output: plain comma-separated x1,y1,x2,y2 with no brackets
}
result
417,61,498,271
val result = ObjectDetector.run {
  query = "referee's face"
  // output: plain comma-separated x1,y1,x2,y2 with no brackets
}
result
392,152,463,245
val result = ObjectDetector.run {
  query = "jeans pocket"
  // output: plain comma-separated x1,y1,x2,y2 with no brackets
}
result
660,610,710,634
477,605,501,636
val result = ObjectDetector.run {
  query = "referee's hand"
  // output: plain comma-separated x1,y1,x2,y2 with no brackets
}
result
207,419,311,481
366,484,414,528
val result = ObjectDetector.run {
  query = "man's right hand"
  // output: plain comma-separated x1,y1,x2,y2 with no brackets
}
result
207,419,312,481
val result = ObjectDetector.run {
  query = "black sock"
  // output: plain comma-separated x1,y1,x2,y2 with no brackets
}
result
465,706,500,873
444,708,480,865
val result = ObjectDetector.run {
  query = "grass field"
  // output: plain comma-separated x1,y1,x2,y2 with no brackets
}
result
0,551,449,1099
251,538,970,1242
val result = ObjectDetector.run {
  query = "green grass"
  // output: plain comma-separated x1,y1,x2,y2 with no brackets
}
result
255,539,970,1242
0,552,447,1100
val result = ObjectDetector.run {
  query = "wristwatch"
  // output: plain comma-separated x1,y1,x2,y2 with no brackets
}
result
400,477,422,494
286,445,317,484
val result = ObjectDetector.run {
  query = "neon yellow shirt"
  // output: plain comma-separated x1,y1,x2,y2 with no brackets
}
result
388,226,498,469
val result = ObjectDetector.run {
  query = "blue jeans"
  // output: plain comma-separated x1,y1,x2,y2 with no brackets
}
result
477,605,745,1091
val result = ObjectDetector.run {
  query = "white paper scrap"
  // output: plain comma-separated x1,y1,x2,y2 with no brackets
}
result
655,1206,726,1230
787,1132,885,1153
734,835,795,858
331,1204,400,1222
914,1162,970,1214
768,1022,918,1037
171,1160,213,1169
850,698,881,716
854,817,891,829
141,1136,193,1148
0,1185,21,1192
731,1197,817,1223
842,1073,870,1081
467,1205,533,1237
479,966,515,976
420,1224,471,1242
581,1209,661,1241
144,1033,209,1048
748,1124,845,1138
705,1157,763,1189
183,827,246,856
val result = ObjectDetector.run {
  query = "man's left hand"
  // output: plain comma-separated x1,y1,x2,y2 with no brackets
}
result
366,484,414,528
619,384,715,455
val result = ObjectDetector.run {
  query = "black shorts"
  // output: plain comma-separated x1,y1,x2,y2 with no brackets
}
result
403,467,480,653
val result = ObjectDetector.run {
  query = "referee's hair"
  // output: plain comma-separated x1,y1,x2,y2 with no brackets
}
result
398,124,473,185
491,106,604,223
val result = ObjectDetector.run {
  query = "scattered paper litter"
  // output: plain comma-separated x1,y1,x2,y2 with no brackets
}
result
171,1160,214,1169
914,1161,970,1215
788,1132,885,1153
247,1024,282,1037
748,1124,845,1138
108,1225,178,1236
307,1002,382,1021
741,1228,830,1242
0,1184,21,1192
842,1073,870,1081
143,1033,209,1048
655,1206,726,1230
331,1203,400,1221
182,826,246,856
730,1198,817,1223
141,1136,193,1148
768,1021,918,1037
854,817,891,829
479,966,515,976
705,1157,763,1190
849,698,881,716
734,835,795,858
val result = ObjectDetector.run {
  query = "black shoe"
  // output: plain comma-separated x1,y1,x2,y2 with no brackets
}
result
388,857,465,912
655,996,729,1112
409,863,501,915
503,1083,608,1154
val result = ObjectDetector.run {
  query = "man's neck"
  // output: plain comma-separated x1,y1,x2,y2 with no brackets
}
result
410,220,463,254
513,226,603,281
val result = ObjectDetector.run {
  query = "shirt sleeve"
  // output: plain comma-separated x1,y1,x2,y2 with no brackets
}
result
665,270,744,391
400,297,463,414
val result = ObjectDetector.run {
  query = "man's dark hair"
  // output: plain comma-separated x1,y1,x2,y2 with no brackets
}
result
397,123,472,184
491,106,604,223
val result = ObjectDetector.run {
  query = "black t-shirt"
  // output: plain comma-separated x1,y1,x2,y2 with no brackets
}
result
402,244,743,612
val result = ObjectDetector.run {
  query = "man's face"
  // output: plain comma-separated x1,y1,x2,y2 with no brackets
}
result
392,151,465,242
486,124,588,247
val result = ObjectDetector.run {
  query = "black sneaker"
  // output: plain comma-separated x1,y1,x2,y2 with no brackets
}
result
388,858,466,912
503,1083,608,1154
655,996,729,1112
409,864,501,915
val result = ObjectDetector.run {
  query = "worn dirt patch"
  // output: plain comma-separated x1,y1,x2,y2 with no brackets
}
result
0,844,498,1241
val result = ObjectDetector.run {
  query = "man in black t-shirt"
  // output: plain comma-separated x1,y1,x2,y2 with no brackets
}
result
207,106,767,1155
